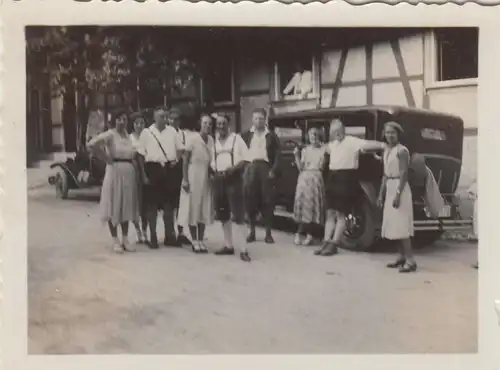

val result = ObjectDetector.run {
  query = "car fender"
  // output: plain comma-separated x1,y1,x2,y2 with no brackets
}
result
49,163,79,188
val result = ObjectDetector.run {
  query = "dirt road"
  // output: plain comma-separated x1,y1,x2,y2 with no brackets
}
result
28,187,478,354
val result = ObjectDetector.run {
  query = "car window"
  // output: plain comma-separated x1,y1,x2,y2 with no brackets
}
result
421,128,447,141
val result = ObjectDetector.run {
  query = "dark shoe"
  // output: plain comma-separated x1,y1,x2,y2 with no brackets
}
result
164,238,181,247
177,234,192,246
215,246,235,256
149,236,159,249
314,242,328,255
399,262,417,273
246,232,256,243
320,242,339,256
387,258,406,268
264,234,275,244
240,252,251,262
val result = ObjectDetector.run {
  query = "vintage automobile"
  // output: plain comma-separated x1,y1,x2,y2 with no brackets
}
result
48,148,107,199
269,105,472,251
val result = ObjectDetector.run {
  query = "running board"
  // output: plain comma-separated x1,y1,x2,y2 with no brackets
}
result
275,208,472,231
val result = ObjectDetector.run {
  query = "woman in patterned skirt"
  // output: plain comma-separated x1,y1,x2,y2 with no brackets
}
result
87,110,140,253
293,127,327,245
377,121,416,273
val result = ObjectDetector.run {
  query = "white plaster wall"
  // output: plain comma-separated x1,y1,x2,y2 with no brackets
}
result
373,82,407,106
399,34,424,76
321,50,341,84
52,125,64,149
321,88,333,108
372,42,399,79
409,79,425,108
336,85,366,107
342,46,366,82
427,85,478,130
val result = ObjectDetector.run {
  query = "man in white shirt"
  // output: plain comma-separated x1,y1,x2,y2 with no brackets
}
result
315,118,384,256
137,106,182,249
211,114,251,262
241,108,281,244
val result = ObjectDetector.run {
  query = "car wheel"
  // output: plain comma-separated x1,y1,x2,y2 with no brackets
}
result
341,198,377,252
413,231,444,248
54,168,69,199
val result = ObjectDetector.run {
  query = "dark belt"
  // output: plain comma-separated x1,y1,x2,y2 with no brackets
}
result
251,159,269,165
146,161,177,168
113,158,133,163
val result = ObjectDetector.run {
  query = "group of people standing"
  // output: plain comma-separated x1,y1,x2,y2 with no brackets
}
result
292,119,417,273
87,105,418,272
87,107,280,263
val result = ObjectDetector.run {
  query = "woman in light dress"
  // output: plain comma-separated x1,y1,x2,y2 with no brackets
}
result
292,127,327,246
377,121,417,273
181,114,215,253
87,110,140,253
129,112,149,245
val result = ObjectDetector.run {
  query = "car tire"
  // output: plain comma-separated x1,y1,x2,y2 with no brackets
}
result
54,168,69,199
413,231,444,248
341,198,377,252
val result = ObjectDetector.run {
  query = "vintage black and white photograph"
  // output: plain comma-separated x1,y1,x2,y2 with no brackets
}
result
25,25,479,354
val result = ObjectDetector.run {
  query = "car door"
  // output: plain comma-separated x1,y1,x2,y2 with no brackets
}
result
273,120,306,212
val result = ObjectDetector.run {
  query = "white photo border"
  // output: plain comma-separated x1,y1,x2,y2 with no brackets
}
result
2,1,499,369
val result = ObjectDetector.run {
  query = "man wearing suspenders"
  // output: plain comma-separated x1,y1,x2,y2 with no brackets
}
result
168,108,192,246
137,106,182,249
211,114,251,262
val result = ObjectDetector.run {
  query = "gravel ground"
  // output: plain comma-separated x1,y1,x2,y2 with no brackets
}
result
28,186,478,354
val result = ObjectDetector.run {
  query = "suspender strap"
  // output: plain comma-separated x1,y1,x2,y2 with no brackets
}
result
214,133,238,171
148,128,169,162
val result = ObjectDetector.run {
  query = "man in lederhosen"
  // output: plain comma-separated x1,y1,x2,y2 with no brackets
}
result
137,106,182,249
168,107,193,246
241,108,281,244
211,113,251,262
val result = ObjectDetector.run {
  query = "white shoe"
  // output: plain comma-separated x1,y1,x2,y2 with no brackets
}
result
112,239,124,254
122,237,136,252
294,233,302,245
302,234,313,246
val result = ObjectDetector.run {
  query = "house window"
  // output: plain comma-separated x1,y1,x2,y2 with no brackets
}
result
436,28,478,82
276,54,315,101
204,58,234,105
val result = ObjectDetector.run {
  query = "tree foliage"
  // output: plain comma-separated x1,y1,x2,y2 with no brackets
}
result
26,26,199,149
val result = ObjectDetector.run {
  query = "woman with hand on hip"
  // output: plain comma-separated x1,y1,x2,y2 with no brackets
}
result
129,112,149,245
378,121,417,273
87,110,140,253
181,113,215,253
292,127,327,246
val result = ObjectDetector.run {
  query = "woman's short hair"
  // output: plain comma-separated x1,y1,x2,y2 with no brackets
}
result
383,121,404,136
252,108,267,117
308,126,324,142
196,113,214,132
109,109,128,128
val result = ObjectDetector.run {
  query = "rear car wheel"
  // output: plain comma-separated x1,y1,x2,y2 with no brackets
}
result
341,198,377,252
54,168,69,199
